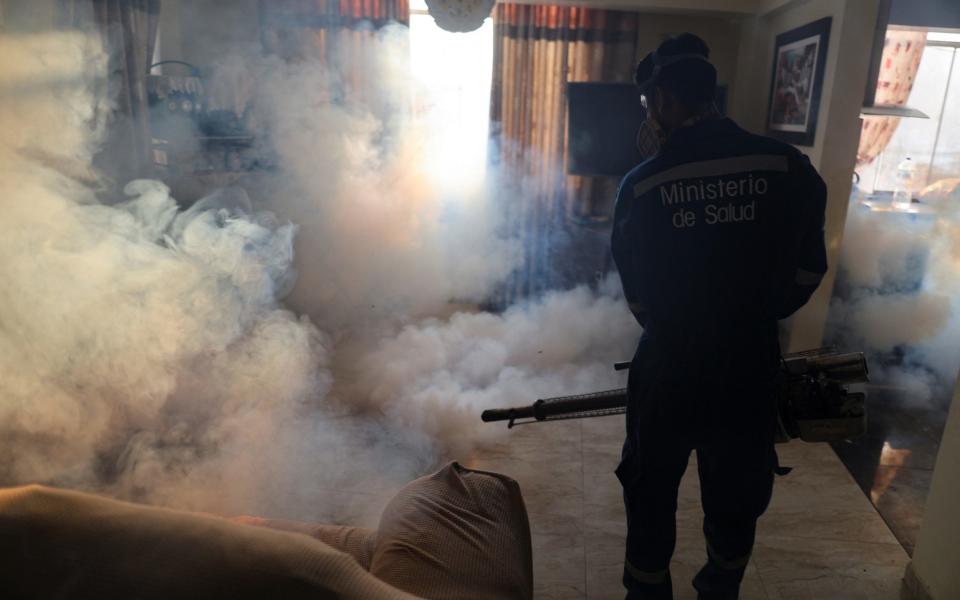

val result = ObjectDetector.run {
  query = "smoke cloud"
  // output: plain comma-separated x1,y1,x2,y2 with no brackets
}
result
225,26,520,332
0,28,637,524
827,184,960,405
350,279,637,449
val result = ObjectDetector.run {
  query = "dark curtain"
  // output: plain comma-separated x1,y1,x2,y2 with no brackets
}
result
60,0,161,186
489,4,638,305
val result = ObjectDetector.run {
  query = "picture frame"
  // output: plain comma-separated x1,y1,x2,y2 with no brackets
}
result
766,17,832,146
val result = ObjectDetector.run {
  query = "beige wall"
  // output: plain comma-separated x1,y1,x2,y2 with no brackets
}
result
905,375,960,600
731,0,880,351
632,12,743,110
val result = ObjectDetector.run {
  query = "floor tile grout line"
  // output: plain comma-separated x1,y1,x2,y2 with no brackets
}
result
751,532,909,552
856,509,916,558
579,418,589,599
752,534,908,550
682,522,904,547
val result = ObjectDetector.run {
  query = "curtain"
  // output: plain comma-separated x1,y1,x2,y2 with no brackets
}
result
259,0,409,63
259,0,409,112
260,0,410,33
60,0,161,186
857,29,926,166
489,4,637,304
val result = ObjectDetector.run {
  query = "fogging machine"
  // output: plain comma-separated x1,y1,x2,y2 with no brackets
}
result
481,348,868,443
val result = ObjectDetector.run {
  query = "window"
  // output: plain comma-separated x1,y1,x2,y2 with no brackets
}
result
858,32,960,192
409,0,494,194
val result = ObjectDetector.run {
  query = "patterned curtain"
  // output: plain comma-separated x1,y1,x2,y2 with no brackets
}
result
857,29,926,166
489,4,637,304
259,0,410,112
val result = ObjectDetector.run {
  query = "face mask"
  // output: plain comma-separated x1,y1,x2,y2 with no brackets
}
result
636,116,665,160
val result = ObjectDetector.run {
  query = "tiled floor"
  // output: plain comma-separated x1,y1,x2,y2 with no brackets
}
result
465,414,911,600
831,384,951,554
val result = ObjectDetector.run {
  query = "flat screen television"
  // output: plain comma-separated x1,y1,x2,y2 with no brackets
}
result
566,82,728,178
567,83,645,178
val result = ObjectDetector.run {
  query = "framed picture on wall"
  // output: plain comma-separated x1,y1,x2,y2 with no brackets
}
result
766,17,832,146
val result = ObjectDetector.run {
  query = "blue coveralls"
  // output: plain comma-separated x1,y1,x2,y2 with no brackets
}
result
611,117,827,600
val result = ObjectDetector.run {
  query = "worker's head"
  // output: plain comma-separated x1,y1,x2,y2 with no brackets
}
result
635,33,717,134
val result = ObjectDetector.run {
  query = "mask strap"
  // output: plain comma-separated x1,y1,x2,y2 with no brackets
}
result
640,51,712,92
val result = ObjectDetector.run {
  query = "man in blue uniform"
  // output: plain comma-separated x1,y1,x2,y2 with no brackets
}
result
611,34,827,600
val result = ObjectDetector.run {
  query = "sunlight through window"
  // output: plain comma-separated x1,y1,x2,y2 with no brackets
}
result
409,0,494,193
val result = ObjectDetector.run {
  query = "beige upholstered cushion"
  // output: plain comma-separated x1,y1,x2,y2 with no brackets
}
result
0,462,532,599
0,485,417,600
370,462,533,600
233,517,377,571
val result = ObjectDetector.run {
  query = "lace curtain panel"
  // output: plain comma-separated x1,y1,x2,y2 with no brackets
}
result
857,29,926,166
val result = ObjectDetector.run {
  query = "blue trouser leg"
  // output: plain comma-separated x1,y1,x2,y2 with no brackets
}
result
617,437,692,600
618,334,778,600
691,431,775,600
618,433,774,600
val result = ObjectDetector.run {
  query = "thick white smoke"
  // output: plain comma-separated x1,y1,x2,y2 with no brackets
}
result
352,280,637,448
828,184,960,404
0,29,638,523
0,31,336,516
228,26,520,332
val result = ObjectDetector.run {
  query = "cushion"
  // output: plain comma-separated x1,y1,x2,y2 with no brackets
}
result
233,517,377,571
370,462,533,600
0,462,533,600
0,484,417,600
